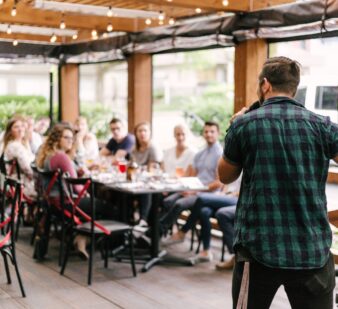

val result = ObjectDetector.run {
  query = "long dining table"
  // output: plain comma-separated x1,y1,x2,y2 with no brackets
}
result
93,174,207,272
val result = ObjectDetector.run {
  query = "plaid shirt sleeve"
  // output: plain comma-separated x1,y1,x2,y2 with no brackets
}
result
223,124,242,166
328,121,338,158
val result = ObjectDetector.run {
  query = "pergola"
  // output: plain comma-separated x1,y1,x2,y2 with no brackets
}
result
0,0,337,134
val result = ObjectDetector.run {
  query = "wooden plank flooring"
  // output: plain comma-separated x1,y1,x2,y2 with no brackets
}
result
0,227,294,309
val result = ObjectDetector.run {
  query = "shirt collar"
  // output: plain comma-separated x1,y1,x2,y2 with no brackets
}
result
262,96,305,108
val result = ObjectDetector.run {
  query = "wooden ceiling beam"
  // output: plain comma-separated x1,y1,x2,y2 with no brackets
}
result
0,2,147,33
139,0,249,12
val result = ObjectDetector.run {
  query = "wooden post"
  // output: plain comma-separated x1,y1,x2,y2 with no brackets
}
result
127,54,152,132
234,39,268,113
59,64,79,123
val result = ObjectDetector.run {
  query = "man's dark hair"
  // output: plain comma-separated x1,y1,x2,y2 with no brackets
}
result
109,118,122,125
259,57,301,96
204,121,219,132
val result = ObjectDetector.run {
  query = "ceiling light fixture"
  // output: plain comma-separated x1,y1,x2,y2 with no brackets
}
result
107,23,113,32
158,10,165,21
50,33,57,43
13,39,18,46
60,15,66,29
195,8,202,14
145,18,152,25
107,6,113,17
6,25,12,34
222,0,229,6
168,17,175,25
34,0,159,19
11,5,17,16
91,29,98,39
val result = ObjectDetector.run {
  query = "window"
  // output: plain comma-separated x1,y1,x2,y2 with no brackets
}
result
295,87,307,105
315,86,338,110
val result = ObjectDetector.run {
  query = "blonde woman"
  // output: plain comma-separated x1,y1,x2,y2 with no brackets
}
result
73,116,99,164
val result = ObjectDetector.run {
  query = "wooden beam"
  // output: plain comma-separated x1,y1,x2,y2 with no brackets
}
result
252,0,296,11
141,0,249,12
234,39,268,112
0,2,146,33
60,64,79,123
127,54,152,132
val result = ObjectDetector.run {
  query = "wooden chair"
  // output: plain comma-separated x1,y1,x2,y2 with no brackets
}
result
60,177,137,285
0,177,26,297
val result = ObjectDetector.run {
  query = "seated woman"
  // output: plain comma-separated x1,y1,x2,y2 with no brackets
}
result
163,124,195,177
130,122,163,227
73,116,99,165
168,177,241,264
36,123,109,259
2,116,36,200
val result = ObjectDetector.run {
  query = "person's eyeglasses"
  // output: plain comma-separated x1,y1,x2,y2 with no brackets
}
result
62,136,73,141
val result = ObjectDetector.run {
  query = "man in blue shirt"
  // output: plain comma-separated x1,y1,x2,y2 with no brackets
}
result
160,121,223,251
100,118,135,160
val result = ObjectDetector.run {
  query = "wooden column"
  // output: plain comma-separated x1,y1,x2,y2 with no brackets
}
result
59,64,79,122
234,39,268,113
127,54,152,132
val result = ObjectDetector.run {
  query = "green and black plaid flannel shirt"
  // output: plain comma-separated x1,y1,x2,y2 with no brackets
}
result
224,96,338,269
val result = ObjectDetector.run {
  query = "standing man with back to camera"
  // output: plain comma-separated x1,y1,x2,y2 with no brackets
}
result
218,56,338,309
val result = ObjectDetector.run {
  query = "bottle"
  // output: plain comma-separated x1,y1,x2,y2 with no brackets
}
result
127,160,139,181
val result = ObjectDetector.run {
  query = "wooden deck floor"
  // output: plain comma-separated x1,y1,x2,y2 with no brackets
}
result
0,228,294,309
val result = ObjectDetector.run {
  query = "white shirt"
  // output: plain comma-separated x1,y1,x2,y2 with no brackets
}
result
163,146,196,177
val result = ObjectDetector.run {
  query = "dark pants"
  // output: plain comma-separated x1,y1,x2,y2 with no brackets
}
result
232,254,335,309
129,194,152,222
215,206,236,254
181,193,238,250
160,193,198,233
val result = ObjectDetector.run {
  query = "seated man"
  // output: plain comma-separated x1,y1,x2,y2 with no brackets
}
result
160,121,223,236
99,118,135,161
169,176,240,263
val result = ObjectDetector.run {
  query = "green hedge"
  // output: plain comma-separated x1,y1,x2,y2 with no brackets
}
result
0,95,50,131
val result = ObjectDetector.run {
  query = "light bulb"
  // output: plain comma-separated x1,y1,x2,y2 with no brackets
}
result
7,25,12,34
145,18,152,25
60,20,66,29
107,23,113,32
50,34,57,43
107,6,113,17
222,0,229,6
72,33,78,40
11,6,17,17
195,7,202,13
168,17,175,25
13,39,18,46
158,10,165,21
159,20,164,25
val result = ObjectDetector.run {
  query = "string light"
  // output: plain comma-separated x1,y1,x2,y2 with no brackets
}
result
91,29,98,39
102,32,108,38
11,5,17,16
60,18,66,29
13,39,18,46
107,6,113,17
222,0,229,6
168,17,175,25
106,23,113,32
158,10,165,21
195,8,202,14
6,25,12,34
145,18,152,25
159,20,164,25
72,33,78,40
50,33,57,43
